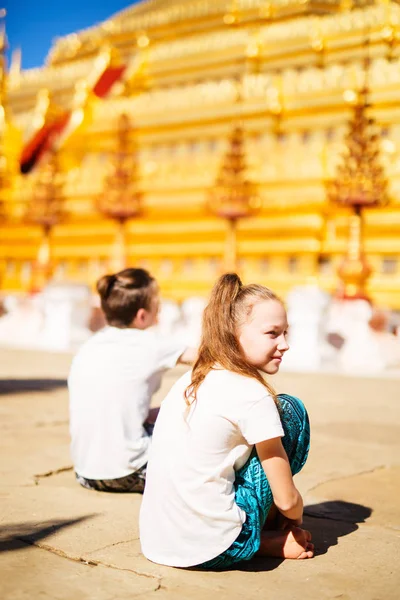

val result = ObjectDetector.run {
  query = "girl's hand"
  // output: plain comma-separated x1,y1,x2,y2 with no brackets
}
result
276,513,303,530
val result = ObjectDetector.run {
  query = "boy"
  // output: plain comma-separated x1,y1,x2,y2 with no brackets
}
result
68,268,194,492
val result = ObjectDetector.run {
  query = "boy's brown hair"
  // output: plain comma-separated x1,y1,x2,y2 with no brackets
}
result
96,268,157,328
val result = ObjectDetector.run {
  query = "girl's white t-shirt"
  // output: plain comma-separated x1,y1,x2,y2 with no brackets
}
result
139,368,284,567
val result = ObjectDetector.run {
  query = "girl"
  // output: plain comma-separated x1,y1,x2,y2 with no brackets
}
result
139,273,312,568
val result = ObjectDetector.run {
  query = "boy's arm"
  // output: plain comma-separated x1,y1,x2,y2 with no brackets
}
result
177,347,197,365
256,437,303,524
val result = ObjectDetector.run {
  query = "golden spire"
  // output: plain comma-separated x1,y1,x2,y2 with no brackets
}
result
96,113,142,222
209,125,259,220
25,147,65,228
96,113,142,270
327,91,389,210
209,124,260,271
327,77,389,299
25,147,66,290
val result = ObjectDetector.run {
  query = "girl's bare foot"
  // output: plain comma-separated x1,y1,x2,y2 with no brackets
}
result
257,527,314,560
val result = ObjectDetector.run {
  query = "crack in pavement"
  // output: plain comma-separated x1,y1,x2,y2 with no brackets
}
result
306,464,385,495
87,538,140,554
16,536,163,588
34,466,73,483
34,420,69,428
310,431,396,449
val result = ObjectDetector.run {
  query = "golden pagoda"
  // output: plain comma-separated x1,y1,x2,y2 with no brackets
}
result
2,0,400,307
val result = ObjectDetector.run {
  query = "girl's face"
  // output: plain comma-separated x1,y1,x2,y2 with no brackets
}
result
238,299,289,374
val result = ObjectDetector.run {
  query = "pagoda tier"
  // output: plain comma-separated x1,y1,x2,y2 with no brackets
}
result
2,1,400,307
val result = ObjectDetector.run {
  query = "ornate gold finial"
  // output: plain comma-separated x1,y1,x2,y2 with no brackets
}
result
309,17,325,68
380,0,399,62
327,86,389,300
209,124,260,271
246,30,263,74
123,36,152,96
223,0,240,26
96,113,142,270
136,31,150,49
259,2,274,21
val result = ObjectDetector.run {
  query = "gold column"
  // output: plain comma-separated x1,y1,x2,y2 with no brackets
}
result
112,219,128,273
337,208,372,299
225,219,238,273
33,225,53,291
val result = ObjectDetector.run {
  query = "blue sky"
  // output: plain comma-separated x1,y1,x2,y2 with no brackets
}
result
6,0,141,70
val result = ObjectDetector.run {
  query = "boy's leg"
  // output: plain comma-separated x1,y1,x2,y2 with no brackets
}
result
146,407,159,425
76,465,147,493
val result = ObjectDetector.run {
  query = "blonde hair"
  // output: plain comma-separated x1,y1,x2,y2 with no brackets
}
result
184,273,282,405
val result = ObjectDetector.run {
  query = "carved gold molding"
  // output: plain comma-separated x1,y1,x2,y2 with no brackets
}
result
10,5,400,109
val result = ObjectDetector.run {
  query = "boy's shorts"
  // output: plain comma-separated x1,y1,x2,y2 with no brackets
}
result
76,463,147,493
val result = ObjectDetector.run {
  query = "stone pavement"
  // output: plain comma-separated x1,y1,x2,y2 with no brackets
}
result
0,348,399,600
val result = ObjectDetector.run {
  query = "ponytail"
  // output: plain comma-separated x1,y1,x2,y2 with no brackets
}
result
184,273,278,405
205,272,242,355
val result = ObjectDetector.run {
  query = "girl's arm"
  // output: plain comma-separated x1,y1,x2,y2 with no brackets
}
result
256,437,303,524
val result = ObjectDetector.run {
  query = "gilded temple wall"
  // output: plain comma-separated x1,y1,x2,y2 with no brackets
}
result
2,1,400,306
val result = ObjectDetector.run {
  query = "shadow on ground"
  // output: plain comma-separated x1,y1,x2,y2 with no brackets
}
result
0,516,94,553
237,500,372,572
0,379,67,395
303,500,372,556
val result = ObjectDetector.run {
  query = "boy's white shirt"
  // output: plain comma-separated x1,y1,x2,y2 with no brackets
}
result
139,368,284,567
68,326,185,480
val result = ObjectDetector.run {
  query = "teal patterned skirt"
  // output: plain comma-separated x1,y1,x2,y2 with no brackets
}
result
198,394,310,570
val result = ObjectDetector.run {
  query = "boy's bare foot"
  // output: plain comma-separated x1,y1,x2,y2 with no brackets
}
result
257,527,314,560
